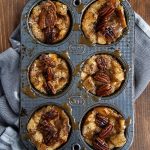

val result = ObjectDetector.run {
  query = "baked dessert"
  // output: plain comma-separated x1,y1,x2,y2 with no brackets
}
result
81,54,125,97
29,0,71,44
81,107,127,150
29,53,70,95
82,0,127,44
27,105,71,150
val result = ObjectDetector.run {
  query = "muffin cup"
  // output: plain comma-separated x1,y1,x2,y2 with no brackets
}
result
27,51,74,99
26,103,73,150
27,0,74,46
81,0,130,46
80,103,129,150
80,51,129,100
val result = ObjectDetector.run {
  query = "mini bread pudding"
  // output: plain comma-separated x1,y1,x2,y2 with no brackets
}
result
29,0,71,44
27,105,71,150
29,53,70,96
82,0,127,44
81,107,127,150
81,54,125,97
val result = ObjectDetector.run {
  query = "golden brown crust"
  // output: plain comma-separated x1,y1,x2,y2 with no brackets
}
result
81,54,125,97
29,53,70,95
81,107,126,149
29,0,71,44
82,0,127,44
27,105,71,150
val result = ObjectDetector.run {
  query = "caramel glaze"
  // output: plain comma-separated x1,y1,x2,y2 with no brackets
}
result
61,103,79,130
79,35,93,46
22,85,37,98
113,49,122,57
76,3,85,14
73,23,80,31
73,62,82,76
61,51,70,60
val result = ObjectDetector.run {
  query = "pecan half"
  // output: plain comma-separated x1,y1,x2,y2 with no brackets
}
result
41,0,56,12
95,3,115,33
39,54,56,67
93,136,109,150
38,9,47,29
95,114,109,128
46,10,57,28
96,84,112,96
95,2,118,43
103,26,116,43
38,120,58,145
47,67,54,81
94,71,110,84
99,124,113,139
39,54,57,94
41,109,58,120
43,71,56,94
96,57,109,70
38,0,58,43
38,1,57,29
98,4,115,19
44,27,59,44
47,81,57,94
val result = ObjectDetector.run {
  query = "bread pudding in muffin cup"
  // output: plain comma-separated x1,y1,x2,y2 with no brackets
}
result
81,106,127,150
28,0,71,44
27,105,71,150
29,53,71,96
82,0,127,44
81,54,125,97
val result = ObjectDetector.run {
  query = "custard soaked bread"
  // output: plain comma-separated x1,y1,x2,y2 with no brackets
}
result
81,54,125,97
27,105,71,150
82,107,127,150
82,0,127,44
29,0,71,44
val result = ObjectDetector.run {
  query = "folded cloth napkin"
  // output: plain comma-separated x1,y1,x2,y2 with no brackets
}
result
0,13,150,149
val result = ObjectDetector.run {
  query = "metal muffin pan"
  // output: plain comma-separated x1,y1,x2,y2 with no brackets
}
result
20,0,135,149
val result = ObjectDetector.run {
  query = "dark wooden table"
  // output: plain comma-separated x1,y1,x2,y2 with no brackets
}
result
0,0,150,149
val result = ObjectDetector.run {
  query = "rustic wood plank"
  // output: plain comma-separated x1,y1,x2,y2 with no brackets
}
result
130,84,150,150
0,0,150,149
129,0,150,24
0,0,26,51
128,0,150,149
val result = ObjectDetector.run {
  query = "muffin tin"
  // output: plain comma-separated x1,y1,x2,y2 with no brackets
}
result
20,0,135,149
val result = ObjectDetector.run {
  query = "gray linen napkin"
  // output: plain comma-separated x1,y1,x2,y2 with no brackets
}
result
0,13,150,149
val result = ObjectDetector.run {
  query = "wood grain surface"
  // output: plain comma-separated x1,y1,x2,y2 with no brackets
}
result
0,0,150,149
